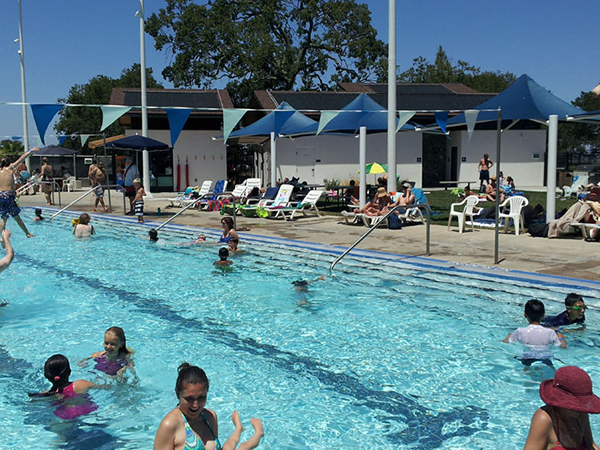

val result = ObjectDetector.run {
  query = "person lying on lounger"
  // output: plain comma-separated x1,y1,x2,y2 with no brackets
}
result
353,187,391,216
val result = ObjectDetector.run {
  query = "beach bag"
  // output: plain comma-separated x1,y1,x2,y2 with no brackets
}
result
528,222,548,238
388,214,403,230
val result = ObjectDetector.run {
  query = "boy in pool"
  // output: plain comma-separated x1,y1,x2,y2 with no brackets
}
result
33,208,45,222
214,247,232,267
292,274,326,292
542,293,586,330
503,299,566,367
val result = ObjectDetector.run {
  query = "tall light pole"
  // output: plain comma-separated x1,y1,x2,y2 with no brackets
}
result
137,0,152,196
17,0,30,170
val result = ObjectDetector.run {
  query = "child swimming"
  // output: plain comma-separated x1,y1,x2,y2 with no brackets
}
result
33,208,44,222
214,247,233,267
79,326,134,377
28,354,104,420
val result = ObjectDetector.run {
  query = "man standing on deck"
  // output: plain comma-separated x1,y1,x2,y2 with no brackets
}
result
478,153,494,192
123,158,138,215
0,148,37,241
90,161,110,213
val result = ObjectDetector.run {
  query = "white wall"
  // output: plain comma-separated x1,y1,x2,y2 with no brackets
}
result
127,129,227,189
449,129,546,187
271,131,423,188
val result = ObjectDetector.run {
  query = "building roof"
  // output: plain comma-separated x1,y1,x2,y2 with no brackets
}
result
109,88,234,113
252,83,496,116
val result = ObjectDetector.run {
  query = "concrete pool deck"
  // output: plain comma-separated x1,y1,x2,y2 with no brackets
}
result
18,189,600,283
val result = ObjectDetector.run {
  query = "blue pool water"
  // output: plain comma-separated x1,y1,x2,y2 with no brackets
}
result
1,208,600,449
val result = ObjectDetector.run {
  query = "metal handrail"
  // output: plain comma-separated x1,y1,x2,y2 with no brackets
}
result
49,187,96,220
16,178,39,195
49,184,119,220
329,203,431,271
155,193,236,232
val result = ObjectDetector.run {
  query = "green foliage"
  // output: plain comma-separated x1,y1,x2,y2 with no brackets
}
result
558,91,600,155
323,178,341,190
54,64,163,149
146,0,387,105
0,139,24,157
398,46,516,93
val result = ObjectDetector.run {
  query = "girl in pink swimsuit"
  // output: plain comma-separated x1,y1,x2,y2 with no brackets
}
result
28,354,105,420
79,326,134,378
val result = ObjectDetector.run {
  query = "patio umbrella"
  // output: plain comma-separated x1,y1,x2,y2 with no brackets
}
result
358,162,388,185
35,145,78,178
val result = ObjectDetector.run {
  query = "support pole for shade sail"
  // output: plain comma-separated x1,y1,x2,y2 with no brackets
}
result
494,109,502,265
17,0,30,171
546,115,558,224
270,132,277,188
359,127,367,208
387,0,397,192
138,0,152,197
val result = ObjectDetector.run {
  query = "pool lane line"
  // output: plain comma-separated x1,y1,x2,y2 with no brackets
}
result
29,207,600,294
17,251,490,448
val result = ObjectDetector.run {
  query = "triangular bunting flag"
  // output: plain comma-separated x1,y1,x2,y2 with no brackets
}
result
58,136,68,146
80,134,91,148
434,111,449,135
166,108,192,147
396,111,416,133
100,106,132,132
222,109,249,144
464,110,480,142
30,104,64,145
317,110,341,134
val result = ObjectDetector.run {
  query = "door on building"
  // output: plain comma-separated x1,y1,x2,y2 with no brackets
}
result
422,134,447,187
295,147,315,183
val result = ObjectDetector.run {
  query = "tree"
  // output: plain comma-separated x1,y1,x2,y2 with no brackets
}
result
54,64,163,150
398,46,516,93
146,0,387,105
1,140,24,158
558,91,600,156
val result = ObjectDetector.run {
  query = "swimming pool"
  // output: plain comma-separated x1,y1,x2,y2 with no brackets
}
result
1,208,599,449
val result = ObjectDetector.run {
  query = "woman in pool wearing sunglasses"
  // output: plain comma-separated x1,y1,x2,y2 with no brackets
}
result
154,363,263,450
219,217,240,252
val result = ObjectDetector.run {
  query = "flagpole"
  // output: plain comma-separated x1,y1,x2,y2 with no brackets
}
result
137,0,152,197
387,0,397,192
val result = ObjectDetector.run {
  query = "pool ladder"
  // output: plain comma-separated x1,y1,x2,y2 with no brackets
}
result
329,204,432,271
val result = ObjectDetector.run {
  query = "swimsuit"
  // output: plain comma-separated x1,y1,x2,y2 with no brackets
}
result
93,182,105,198
542,405,593,450
218,235,230,244
52,383,98,420
94,354,128,376
0,191,20,219
134,200,144,216
180,410,222,450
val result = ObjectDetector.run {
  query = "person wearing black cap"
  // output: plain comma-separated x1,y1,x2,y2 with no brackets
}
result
524,366,600,449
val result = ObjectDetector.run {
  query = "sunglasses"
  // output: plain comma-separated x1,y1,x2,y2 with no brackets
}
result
569,305,586,311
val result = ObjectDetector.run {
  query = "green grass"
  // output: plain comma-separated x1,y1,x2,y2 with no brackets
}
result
319,190,579,223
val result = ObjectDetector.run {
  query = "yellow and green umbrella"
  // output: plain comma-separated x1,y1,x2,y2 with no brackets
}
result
357,162,388,174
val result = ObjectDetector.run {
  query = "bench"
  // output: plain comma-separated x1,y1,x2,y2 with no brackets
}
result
440,181,478,191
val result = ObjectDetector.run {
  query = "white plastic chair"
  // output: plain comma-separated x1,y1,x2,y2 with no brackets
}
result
448,195,479,233
498,195,529,235
63,176,77,192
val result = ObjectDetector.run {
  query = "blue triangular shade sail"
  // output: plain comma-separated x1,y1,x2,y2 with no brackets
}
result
228,102,318,139
105,135,170,152
166,108,192,147
434,111,449,134
318,93,416,133
447,74,586,126
58,136,68,146
30,104,64,145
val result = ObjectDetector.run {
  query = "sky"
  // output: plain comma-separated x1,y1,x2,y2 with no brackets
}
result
0,0,598,145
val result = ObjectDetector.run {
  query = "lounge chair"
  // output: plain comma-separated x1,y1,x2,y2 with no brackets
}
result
268,189,324,220
395,188,429,225
198,180,228,210
180,180,213,208
167,186,196,208
237,186,280,217
570,222,600,240
244,184,294,218
448,195,479,233
341,210,364,225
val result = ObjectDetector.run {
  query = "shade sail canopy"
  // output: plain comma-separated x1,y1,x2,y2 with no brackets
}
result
319,93,416,133
446,74,586,126
35,145,78,156
105,135,170,152
227,101,319,141
567,109,600,122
